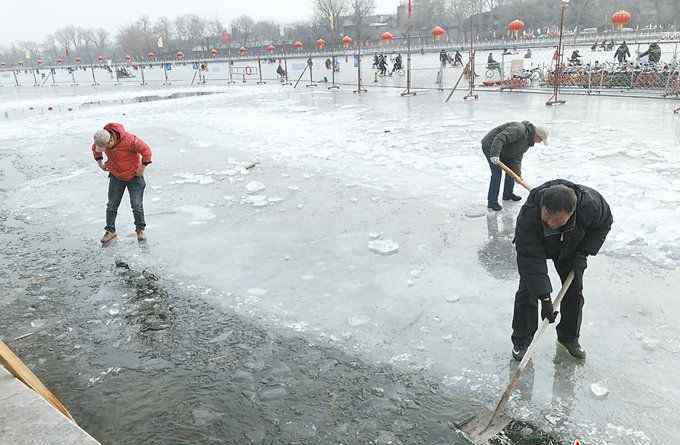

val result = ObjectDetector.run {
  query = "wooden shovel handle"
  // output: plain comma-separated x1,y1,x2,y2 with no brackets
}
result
0,340,74,421
497,161,532,192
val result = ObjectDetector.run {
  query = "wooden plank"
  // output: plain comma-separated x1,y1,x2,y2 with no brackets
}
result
0,340,75,421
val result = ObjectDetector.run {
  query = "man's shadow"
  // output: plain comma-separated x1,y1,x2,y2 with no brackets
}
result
477,213,517,280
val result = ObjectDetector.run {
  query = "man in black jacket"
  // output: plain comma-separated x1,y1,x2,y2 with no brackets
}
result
482,121,549,211
512,180,613,361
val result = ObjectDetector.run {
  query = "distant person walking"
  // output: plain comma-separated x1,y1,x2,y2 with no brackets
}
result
91,123,152,245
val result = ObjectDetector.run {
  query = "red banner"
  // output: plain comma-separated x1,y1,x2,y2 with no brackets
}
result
408,0,413,17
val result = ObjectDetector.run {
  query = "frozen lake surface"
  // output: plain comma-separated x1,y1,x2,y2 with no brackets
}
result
1,81,679,444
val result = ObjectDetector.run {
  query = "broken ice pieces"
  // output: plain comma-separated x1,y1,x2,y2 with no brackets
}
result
347,315,370,327
245,181,266,194
245,195,269,207
368,239,399,255
590,381,609,399
171,173,214,185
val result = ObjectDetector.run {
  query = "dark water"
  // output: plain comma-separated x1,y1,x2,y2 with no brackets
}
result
0,207,561,445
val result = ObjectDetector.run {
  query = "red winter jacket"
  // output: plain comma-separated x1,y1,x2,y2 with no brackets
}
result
91,123,152,182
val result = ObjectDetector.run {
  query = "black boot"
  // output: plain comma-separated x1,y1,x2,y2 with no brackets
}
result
558,339,586,360
503,193,522,202
487,203,503,211
512,347,527,361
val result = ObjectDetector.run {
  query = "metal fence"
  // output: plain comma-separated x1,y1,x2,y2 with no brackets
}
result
2,42,680,102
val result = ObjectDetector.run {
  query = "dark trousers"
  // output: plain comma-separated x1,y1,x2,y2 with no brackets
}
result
105,175,146,233
487,158,521,206
511,260,584,349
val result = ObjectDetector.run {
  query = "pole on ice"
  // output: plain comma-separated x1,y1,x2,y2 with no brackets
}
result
401,26,416,97
91,65,99,86
547,0,569,106
257,54,265,85
464,17,478,101
227,46,235,85
354,41,367,94
281,45,292,86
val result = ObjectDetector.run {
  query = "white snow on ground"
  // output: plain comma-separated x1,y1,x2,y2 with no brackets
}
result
1,81,680,445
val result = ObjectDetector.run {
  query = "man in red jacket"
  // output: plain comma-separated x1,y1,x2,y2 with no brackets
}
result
92,123,152,244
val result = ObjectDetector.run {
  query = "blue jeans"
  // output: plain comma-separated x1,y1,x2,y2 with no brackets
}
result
487,159,520,206
105,175,146,233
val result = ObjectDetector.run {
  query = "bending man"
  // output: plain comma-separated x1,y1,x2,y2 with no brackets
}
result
481,121,548,211
512,181,613,361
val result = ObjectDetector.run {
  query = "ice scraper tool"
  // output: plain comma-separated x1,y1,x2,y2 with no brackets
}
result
458,272,575,444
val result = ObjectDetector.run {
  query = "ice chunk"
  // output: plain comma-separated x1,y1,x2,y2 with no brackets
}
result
348,315,370,327
369,232,383,240
445,295,461,303
30,319,46,329
642,337,660,351
171,173,214,185
248,288,268,296
245,181,266,194
259,387,287,401
368,239,400,255
108,308,120,316
245,195,268,207
590,381,609,399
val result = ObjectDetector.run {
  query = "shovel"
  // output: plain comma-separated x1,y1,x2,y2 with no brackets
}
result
497,161,533,192
459,271,575,444
0,340,75,421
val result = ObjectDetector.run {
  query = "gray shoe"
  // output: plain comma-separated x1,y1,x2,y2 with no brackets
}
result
558,339,586,359
512,347,527,361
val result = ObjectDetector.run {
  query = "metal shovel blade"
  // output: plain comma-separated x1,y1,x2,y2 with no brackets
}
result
459,408,514,445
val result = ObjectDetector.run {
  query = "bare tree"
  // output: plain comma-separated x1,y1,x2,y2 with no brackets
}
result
314,0,348,37
94,28,110,51
153,17,174,48
253,21,281,45
186,15,208,50
230,15,255,46
349,0,376,41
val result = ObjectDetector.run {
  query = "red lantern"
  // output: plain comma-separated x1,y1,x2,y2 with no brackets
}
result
316,39,326,50
293,41,304,50
239,47,247,55
432,26,446,40
75,57,81,64
342,35,353,48
176,51,184,60
125,55,133,63
612,10,631,30
266,45,275,54
508,20,525,39
211,48,218,56
56,58,64,64
97,55,104,63
381,32,394,43
221,31,231,44
37,58,44,65
147,52,156,59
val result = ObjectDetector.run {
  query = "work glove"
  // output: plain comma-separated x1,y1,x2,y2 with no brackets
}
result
540,295,558,323
489,156,500,165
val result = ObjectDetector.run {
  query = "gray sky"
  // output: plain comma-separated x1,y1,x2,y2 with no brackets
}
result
3,0,399,44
